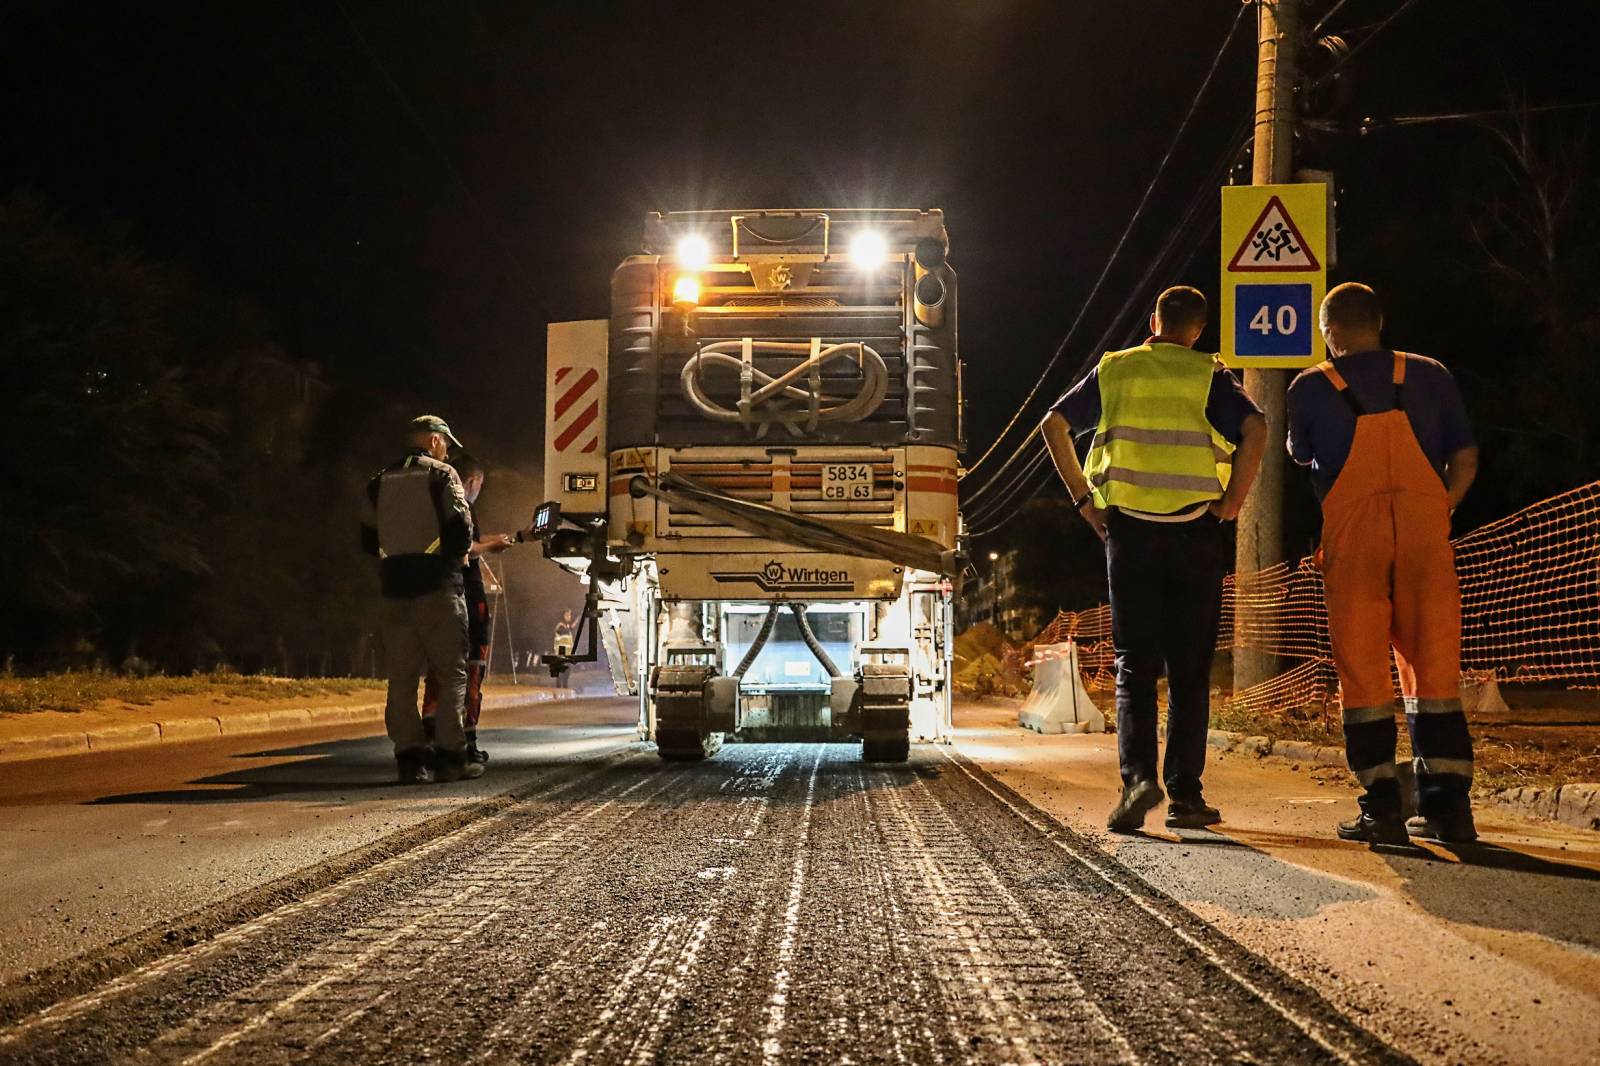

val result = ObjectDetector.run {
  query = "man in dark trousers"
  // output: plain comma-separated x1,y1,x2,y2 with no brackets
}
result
422,452,511,764
360,415,484,784
1288,282,1479,845
1043,286,1267,832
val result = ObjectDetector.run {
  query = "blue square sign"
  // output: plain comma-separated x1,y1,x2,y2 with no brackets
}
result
1233,283,1313,358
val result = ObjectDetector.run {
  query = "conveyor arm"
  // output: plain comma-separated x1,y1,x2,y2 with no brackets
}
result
630,472,962,578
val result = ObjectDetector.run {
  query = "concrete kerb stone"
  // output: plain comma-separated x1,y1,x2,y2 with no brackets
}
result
217,711,276,736
0,687,573,765
1555,783,1600,832
85,722,162,751
266,708,314,730
1209,727,1600,835
0,731,91,761
1487,786,1559,822
156,717,223,742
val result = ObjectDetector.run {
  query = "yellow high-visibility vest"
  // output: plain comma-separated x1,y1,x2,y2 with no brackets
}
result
1083,343,1234,513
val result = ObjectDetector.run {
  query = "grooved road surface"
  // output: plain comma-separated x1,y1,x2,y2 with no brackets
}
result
0,744,1402,1065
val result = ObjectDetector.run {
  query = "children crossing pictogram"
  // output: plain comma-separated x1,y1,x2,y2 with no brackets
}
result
1226,194,1320,272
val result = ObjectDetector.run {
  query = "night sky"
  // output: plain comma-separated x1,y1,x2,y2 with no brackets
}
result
5,0,1598,493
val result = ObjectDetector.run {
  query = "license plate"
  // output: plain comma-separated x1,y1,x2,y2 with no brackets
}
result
821,463,874,501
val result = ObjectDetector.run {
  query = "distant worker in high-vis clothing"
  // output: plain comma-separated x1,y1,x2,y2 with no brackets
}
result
552,608,577,689
1288,282,1479,845
1043,286,1267,834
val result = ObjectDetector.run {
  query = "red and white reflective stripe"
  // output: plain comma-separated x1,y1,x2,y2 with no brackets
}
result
1026,641,1077,667
551,366,601,454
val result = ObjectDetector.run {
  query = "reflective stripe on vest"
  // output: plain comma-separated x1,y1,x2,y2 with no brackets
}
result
1083,343,1234,513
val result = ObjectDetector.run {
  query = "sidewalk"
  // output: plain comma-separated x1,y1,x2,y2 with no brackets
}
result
0,682,572,763
953,699,1600,1066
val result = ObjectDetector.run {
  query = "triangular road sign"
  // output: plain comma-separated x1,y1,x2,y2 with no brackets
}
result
1227,195,1320,272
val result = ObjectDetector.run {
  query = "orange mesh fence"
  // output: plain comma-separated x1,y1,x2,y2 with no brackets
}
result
1023,606,1114,689
1026,481,1600,716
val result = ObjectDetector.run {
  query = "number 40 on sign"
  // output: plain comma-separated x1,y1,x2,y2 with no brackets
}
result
1220,183,1328,369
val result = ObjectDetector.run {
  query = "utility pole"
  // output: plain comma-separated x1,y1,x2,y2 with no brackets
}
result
1234,0,1300,694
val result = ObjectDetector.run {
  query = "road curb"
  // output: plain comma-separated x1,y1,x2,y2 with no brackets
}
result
0,688,570,765
1206,728,1345,767
1207,727,1600,834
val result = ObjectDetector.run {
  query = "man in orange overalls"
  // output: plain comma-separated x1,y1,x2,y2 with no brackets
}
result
1287,283,1480,845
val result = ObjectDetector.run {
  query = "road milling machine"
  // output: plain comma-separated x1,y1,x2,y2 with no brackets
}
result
537,209,964,762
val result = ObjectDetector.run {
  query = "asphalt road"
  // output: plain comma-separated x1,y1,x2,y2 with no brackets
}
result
0,703,1402,1065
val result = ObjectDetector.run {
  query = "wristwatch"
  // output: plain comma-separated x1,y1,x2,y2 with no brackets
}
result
1072,488,1095,510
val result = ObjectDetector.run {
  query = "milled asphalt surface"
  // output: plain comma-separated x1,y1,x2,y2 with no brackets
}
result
0,695,637,986
0,731,1402,1065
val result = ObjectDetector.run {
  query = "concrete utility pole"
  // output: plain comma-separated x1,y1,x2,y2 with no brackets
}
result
1234,0,1300,694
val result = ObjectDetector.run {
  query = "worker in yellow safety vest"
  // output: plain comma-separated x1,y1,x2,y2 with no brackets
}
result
1043,286,1268,833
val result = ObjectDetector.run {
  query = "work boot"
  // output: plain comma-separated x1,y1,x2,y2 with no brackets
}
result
1165,795,1222,829
396,748,435,785
1406,809,1478,844
422,716,437,743
434,751,486,783
1336,812,1408,846
1107,780,1164,834
465,731,489,765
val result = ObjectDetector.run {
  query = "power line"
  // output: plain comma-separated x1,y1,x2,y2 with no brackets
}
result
1331,99,1600,133
962,151,1230,518
1306,0,1426,91
963,129,1247,537
961,118,1250,516
959,1,1250,482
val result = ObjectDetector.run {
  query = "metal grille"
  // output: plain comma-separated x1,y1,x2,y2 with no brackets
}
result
661,454,898,536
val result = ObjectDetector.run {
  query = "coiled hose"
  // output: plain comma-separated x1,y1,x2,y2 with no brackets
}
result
789,603,841,678
679,339,889,436
732,604,781,679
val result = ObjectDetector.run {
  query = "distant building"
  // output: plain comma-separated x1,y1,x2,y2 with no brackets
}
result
958,549,1044,640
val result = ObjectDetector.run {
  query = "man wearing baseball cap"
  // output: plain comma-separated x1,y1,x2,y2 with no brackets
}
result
360,415,483,783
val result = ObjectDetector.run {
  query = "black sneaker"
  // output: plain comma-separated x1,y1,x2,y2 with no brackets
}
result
1166,797,1222,829
396,749,435,785
1406,810,1478,844
1337,812,1408,846
435,754,486,783
1107,780,1165,833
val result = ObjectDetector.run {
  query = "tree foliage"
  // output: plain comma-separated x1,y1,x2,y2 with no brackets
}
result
0,194,378,671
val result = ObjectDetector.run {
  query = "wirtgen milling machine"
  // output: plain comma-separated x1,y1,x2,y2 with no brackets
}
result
538,209,964,762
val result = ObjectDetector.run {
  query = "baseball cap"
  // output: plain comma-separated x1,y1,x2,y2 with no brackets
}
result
411,414,462,449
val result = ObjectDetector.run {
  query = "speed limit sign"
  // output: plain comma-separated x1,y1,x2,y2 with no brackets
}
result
1220,184,1327,369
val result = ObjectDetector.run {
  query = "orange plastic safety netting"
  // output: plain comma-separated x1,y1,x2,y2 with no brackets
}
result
1024,481,1600,715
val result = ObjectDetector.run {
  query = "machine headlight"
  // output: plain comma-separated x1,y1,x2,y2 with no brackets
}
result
672,274,700,309
849,230,888,269
675,235,711,269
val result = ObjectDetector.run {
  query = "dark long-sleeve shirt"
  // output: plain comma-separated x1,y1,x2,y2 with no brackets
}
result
360,449,472,599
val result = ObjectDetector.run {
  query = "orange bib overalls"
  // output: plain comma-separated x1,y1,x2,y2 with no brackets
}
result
1318,353,1474,819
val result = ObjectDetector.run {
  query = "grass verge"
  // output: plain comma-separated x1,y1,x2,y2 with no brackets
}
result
0,671,381,716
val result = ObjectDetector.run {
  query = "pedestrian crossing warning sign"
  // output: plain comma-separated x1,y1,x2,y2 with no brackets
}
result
1221,183,1328,369
1227,195,1320,272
